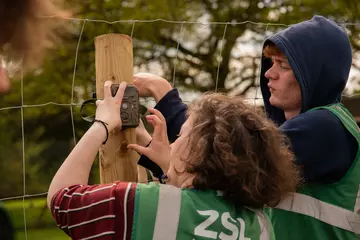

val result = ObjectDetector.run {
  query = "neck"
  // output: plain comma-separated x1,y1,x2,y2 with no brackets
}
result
169,173,194,188
284,109,300,120
180,176,194,189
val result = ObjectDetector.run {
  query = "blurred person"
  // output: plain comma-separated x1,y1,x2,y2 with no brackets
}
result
0,0,71,239
0,0,70,93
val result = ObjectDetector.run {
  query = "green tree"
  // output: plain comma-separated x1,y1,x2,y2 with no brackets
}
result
1,0,359,198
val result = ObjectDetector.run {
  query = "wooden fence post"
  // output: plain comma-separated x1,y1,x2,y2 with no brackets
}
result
94,33,138,183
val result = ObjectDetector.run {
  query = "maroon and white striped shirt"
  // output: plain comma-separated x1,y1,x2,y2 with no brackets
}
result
51,182,137,239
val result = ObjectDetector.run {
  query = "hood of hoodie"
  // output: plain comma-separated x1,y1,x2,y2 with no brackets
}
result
260,15,352,126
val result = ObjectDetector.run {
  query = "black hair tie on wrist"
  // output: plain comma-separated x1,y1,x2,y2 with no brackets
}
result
94,119,109,144
160,174,168,184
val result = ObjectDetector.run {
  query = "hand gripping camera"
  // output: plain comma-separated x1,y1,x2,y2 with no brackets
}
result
111,84,140,128
80,84,140,129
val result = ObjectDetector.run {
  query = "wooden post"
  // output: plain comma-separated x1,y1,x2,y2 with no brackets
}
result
95,33,138,183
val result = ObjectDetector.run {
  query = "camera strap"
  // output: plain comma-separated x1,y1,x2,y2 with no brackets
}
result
80,94,97,123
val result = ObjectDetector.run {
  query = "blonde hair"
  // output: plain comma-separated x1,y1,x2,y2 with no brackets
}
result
0,0,71,72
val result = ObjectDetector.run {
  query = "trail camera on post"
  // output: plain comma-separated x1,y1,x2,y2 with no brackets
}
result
95,33,146,183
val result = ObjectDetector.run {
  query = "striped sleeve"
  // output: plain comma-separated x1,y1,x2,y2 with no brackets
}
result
50,182,137,240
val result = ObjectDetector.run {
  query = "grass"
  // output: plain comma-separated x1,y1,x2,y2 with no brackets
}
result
2,197,68,239
16,228,69,240
5,198,46,210
3,198,57,230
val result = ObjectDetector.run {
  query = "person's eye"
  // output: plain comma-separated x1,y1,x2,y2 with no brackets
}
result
280,62,291,69
271,58,281,66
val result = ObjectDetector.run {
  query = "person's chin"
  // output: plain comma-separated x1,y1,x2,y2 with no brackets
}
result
269,96,283,109
269,96,277,106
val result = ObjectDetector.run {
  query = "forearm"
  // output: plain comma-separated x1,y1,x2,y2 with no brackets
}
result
47,123,106,207
154,89,188,142
136,127,152,147
149,80,172,103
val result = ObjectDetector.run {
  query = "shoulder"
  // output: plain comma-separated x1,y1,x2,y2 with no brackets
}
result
281,109,342,131
51,182,138,239
135,183,180,202
280,108,354,143
280,108,355,149
279,108,357,182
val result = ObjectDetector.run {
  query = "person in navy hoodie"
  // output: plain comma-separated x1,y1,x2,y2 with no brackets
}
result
134,15,360,239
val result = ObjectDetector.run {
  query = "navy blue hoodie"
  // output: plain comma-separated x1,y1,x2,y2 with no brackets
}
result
260,15,357,183
142,15,358,184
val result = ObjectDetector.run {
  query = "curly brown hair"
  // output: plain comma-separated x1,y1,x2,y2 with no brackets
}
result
182,93,301,208
0,0,71,72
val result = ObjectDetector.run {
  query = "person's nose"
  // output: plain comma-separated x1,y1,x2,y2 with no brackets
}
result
264,65,279,81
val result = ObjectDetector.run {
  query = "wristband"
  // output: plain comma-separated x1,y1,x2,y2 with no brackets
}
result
94,119,109,144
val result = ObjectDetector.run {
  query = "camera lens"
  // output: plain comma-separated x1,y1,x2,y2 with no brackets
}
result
122,102,128,110
121,112,129,121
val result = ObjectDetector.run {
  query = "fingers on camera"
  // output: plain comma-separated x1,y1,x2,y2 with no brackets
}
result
104,80,113,98
95,100,102,106
103,80,128,100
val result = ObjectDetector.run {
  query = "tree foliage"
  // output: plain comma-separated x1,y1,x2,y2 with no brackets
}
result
0,0,359,198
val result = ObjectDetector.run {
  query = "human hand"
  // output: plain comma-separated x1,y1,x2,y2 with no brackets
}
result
136,118,152,147
133,72,172,102
127,108,170,173
95,81,127,132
